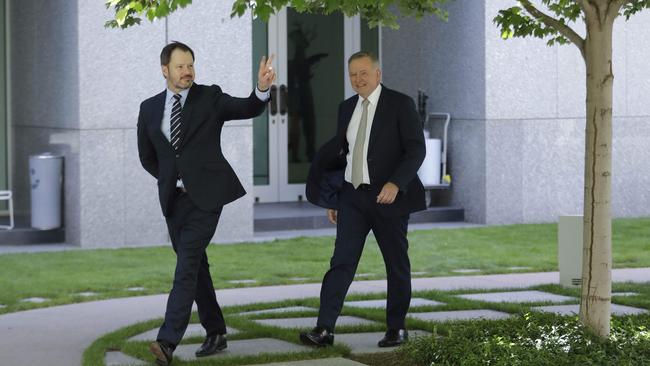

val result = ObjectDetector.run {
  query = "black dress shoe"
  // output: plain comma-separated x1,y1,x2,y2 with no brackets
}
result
378,329,409,347
195,334,227,357
299,326,334,347
149,341,173,366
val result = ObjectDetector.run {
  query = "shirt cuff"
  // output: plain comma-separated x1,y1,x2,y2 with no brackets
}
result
255,86,271,102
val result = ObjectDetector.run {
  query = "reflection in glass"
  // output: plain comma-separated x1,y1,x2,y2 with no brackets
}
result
252,17,270,185
287,9,343,184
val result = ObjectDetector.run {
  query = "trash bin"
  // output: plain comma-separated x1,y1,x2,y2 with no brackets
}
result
29,153,63,230
418,138,442,186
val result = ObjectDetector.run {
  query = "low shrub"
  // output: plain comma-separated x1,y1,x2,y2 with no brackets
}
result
399,312,650,366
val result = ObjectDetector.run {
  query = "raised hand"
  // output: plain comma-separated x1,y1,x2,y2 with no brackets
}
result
257,54,276,91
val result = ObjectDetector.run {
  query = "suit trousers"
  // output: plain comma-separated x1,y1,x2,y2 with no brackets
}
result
317,182,411,331
157,191,226,346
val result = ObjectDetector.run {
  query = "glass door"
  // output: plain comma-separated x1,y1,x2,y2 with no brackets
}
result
253,9,379,203
0,0,8,212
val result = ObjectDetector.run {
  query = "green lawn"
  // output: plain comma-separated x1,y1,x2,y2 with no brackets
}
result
1,218,649,314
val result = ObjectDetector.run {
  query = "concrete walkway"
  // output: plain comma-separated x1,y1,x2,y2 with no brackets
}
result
0,268,648,366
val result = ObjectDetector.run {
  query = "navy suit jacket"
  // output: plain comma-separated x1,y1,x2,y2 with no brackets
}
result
137,83,266,216
306,85,427,217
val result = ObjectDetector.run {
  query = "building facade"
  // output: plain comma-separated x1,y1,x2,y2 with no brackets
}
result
3,0,650,247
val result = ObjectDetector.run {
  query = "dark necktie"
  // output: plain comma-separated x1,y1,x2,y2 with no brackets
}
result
170,94,182,150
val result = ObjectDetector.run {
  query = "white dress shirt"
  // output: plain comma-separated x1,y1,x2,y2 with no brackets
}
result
345,84,382,185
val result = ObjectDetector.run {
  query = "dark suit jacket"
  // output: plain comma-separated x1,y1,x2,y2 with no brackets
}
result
137,83,266,216
306,85,427,217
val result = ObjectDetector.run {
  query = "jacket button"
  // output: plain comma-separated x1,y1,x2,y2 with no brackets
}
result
367,158,373,162
175,154,180,158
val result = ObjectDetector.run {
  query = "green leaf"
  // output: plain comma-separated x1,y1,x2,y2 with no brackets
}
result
115,7,129,26
130,1,143,13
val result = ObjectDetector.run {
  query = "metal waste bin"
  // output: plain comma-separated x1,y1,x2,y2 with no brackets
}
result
29,153,63,230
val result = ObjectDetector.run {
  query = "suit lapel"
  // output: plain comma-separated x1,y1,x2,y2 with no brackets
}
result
367,86,388,157
338,96,358,153
178,85,198,150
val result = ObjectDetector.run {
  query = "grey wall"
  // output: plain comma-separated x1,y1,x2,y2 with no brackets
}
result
11,0,255,246
382,0,650,224
382,0,488,222
483,0,650,224
10,0,81,241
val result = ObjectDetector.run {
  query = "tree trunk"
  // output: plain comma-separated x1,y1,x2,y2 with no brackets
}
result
579,13,614,338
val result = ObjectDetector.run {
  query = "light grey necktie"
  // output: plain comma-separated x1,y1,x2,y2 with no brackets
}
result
351,99,370,188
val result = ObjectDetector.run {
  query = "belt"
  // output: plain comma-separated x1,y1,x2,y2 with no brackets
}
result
356,183,373,191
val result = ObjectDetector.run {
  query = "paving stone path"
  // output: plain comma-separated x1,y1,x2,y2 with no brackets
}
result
104,288,648,365
76,292,99,297
128,324,241,342
239,306,316,316
455,290,576,303
2,268,649,366
253,315,380,329
345,298,445,308
534,303,648,316
20,297,49,303
242,359,366,366
227,279,259,285
613,292,639,297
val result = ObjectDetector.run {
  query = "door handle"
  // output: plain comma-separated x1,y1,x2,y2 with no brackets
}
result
270,85,278,115
279,84,288,115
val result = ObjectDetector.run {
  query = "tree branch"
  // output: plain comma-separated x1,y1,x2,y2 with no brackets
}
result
519,0,585,55
575,0,598,19
614,0,635,12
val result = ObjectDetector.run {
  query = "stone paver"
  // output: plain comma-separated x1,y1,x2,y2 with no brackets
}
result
336,330,431,354
409,309,512,322
0,304,6,309
174,338,310,361
242,358,367,366
533,304,648,316
508,267,532,271
128,324,240,341
354,273,374,278
452,269,481,273
289,277,309,281
20,297,49,303
126,287,145,292
227,279,258,284
345,298,445,309
613,292,639,297
412,271,428,276
456,290,576,303
254,316,379,329
239,306,316,316
104,351,147,366
76,292,98,297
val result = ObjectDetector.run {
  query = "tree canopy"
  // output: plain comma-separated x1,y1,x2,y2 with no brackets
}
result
105,0,449,29
494,0,650,54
